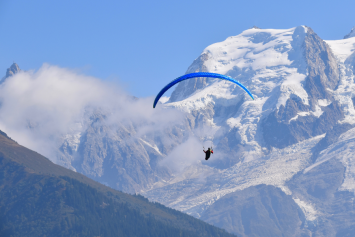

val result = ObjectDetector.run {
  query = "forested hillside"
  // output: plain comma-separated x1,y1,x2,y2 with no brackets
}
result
0,131,234,237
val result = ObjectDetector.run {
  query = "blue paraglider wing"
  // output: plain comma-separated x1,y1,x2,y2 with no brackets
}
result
153,72,254,108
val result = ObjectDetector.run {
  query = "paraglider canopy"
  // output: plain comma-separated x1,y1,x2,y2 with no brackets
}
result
153,72,254,108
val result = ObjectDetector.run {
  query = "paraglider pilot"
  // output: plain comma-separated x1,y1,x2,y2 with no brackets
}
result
204,147,213,160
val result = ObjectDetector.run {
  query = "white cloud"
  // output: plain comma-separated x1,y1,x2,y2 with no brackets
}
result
159,136,203,173
0,64,184,162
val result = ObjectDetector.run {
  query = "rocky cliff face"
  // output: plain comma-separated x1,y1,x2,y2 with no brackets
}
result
262,27,342,149
344,26,355,39
1,63,20,83
56,108,189,193
200,185,309,237
169,52,210,102
5,63,20,78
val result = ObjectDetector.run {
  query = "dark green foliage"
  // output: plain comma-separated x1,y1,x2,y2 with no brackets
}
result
0,144,235,237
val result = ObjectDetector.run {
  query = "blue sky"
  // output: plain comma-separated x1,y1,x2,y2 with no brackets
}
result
1,0,354,97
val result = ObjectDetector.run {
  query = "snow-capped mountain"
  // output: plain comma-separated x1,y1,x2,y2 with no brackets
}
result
3,25,355,236
143,25,355,236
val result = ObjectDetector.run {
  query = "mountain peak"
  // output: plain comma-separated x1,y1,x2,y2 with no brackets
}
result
6,62,21,78
344,26,355,39
250,25,261,29
1,63,21,84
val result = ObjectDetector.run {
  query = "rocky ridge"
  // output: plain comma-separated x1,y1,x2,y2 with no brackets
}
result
344,26,355,39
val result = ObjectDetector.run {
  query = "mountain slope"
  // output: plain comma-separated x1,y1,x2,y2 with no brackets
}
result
344,26,355,39
0,130,235,237
200,185,309,237
142,26,355,236
3,25,355,236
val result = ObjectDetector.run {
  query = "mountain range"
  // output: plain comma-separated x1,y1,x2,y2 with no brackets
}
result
2,25,355,236
0,129,234,236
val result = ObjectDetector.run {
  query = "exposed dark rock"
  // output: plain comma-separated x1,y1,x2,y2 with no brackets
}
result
287,158,355,236
250,26,261,29
344,27,355,39
311,123,354,161
303,27,339,108
288,158,345,201
5,63,20,78
58,109,186,194
263,100,344,149
1,63,21,84
345,50,355,76
169,53,210,102
200,185,309,237
72,114,156,193
262,27,341,149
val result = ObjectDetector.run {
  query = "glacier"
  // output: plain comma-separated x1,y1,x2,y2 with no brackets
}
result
143,25,355,236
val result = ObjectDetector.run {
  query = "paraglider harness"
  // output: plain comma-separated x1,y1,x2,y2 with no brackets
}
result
203,146,213,160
